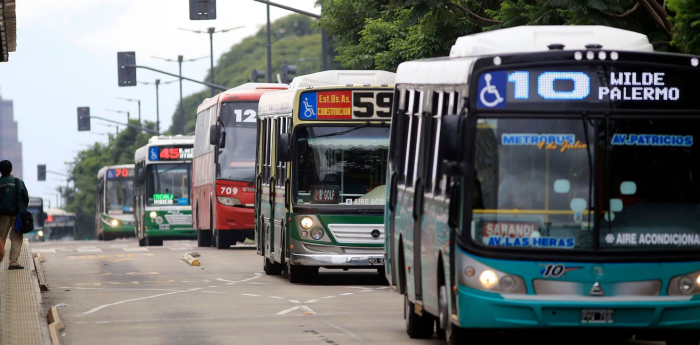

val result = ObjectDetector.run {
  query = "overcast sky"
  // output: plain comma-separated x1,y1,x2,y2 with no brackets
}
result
0,0,320,206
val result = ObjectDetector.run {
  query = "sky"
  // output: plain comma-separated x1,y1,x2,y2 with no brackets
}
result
0,0,320,207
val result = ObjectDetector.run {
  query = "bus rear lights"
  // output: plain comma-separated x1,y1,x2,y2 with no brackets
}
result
149,211,158,219
217,196,242,206
465,267,475,277
310,228,324,240
110,219,119,227
300,217,314,230
479,270,498,289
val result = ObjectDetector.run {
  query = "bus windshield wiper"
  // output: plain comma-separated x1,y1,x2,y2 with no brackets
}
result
309,121,371,139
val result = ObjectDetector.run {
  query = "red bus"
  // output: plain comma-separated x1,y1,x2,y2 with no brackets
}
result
192,83,288,248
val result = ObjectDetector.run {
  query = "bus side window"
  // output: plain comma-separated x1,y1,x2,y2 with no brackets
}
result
404,90,420,187
425,91,443,195
276,117,288,186
263,118,272,184
274,118,282,185
389,88,408,183
436,92,456,197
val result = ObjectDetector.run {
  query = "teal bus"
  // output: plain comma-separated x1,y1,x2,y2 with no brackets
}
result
96,165,135,240
134,136,195,246
385,26,700,344
25,197,45,242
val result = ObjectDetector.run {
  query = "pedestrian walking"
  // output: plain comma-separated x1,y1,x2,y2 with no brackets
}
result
0,160,29,269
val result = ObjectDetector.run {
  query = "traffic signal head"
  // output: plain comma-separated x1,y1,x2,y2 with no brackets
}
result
117,52,137,87
37,165,46,181
77,107,91,131
189,0,216,20
252,69,266,82
281,61,297,83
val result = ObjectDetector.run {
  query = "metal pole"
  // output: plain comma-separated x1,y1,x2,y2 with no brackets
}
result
178,55,185,135
127,111,130,121
209,27,215,97
156,79,161,134
266,4,272,83
137,100,141,124
321,29,328,71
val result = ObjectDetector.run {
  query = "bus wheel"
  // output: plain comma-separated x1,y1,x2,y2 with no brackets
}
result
404,294,434,339
215,231,231,249
138,236,147,247
197,230,212,247
98,232,104,241
437,285,448,339
146,237,163,246
264,257,283,275
288,262,317,284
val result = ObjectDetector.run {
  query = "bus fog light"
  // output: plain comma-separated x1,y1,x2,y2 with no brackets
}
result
310,228,324,240
300,217,314,230
479,270,498,289
155,217,163,224
149,211,157,219
110,219,119,227
38,231,44,237
301,231,309,238
465,267,475,277
500,275,517,292
679,276,694,294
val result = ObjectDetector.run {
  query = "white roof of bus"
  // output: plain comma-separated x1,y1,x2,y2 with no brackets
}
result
135,135,194,161
259,70,396,116
396,25,654,85
196,83,289,113
45,208,75,216
97,164,135,178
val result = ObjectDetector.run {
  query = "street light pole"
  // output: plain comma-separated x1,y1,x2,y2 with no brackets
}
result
266,5,272,82
208,27,215,96
179,55,185,134
116,97,142,123
156,79,160,134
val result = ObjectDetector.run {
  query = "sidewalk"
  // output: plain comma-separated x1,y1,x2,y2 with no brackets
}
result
0,238,50,345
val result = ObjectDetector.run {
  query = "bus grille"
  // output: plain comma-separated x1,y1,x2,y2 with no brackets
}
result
164,215,192,225
327,224,384,244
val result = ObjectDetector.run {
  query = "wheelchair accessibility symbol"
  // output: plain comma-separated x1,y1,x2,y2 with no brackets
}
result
300,92,318,119
477,71,507,109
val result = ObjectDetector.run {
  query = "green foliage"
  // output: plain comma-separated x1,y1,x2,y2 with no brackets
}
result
167,14,340,135
63,121,156,239
668,0,700,54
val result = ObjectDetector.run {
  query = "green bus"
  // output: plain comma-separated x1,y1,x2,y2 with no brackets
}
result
134,135,195,246
253,70,395,283
96,165,135,240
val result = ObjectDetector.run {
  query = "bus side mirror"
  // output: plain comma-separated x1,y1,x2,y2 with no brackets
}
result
209,124,220,145
441,114,464,176
219,131,226,149
277,133,290,162
138,171,145,184
97,181,104,192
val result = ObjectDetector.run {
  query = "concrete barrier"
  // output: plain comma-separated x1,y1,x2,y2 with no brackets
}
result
182,252,201,266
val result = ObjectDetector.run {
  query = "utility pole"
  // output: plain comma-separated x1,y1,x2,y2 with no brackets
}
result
116,97,141,124
138,79,178,134
151,55,208,134
266,5,272,82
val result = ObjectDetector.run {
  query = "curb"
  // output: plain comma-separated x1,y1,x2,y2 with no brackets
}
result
182,252,200,266
47,307,65,345
33,253,49,291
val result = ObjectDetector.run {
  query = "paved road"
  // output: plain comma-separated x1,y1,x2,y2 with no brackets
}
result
30,240,662,345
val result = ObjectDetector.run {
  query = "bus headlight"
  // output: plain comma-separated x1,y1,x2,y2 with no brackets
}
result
38,231,44,237
110,219,119,227
669,270,700,295
150,211,158,219
458,250,526,294
217,196,242,206
300,217,314,230
310,228,324,240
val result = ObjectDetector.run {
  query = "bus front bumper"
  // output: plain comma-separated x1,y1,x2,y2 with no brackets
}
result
457,286,700,330
291,253,385,268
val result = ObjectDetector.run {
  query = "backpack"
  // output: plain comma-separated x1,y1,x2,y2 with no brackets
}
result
14,178,34,234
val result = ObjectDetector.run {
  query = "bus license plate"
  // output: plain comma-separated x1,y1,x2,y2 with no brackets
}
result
159,224,170,230
368,257,384,265
581,309,613,323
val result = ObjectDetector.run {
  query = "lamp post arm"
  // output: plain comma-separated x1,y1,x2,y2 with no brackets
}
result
252,0,321,18
89,116,160,134
125,65,228,91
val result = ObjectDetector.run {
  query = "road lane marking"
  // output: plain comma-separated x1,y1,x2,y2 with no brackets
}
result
90,273,112,277
322,296,336,299
126,272,158,275
358,290,373,293
277,306,300,315
269,296,285,299
77,288,202,316
215,273,263,284
201,291,227,294
304,299,318,304
323,320,369,344
143,280,175,284
301,306,316,315
32,248,56,253
59,287,185,292
376,286,390,289
110,244,128,248
77,248,102,253
340,293,354,296
124,248,149,252
289,300,301,304
242,294,260,297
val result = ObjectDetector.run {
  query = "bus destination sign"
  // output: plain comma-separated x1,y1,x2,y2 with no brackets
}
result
148,145,194,161
107,168,134,180
299,90,393,121
475,65,698,111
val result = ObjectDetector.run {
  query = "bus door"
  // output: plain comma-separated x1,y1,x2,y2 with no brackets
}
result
255,116,264,255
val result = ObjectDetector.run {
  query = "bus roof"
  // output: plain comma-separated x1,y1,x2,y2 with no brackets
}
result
396,25,654,85
45,208,75,216
289,70,396,89
97,164,135,179
135,135,194,162
196,83,289,113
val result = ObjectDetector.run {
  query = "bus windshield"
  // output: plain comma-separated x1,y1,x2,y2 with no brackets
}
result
106,180,134,214
294,126,389,206
146,163,191,206
218,102,258,182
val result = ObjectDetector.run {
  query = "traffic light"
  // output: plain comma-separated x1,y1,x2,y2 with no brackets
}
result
117,52,137,87
77,107,91,131
252,69,266,82
189,0,216,20
37,165,46,181
281,61,297,84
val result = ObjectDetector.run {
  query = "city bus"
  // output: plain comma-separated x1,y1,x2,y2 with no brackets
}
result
253,70,395,283
193,83,288,249
44,208,76,241
25,197,45,242
96,165,135,240
385,25,700,344
134,135,195,246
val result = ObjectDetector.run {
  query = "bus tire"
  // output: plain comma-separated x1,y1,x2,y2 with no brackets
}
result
98,232,104,241
197,230,212,247
146,237,163,246
288,263,317,284
264,257,283,275
405,294,434,339
215,231,231,249
138,236,147,247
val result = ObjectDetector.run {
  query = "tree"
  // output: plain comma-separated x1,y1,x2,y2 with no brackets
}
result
167,14,340,134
